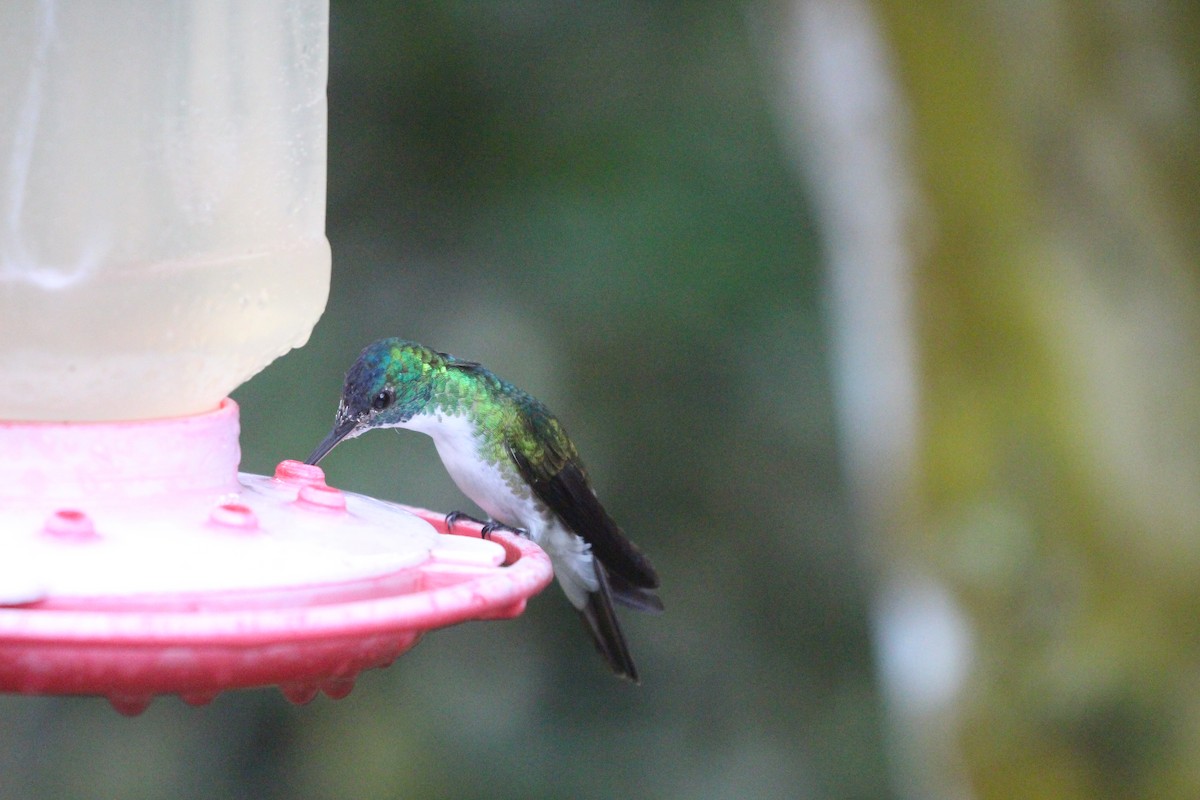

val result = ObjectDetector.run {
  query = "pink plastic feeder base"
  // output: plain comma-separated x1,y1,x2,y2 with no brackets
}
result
0,401,554,714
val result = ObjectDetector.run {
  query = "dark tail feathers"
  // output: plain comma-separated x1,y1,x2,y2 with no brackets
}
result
580,561,643,682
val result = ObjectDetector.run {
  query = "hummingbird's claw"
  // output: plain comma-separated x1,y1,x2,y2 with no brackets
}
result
446,510,523,538
443,511,525,541
444,510,486,535
481,521,527,541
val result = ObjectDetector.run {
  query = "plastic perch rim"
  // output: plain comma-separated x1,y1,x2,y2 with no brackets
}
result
0,399,554,715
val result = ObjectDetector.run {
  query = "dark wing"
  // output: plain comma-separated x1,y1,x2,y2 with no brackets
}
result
505,407,660,596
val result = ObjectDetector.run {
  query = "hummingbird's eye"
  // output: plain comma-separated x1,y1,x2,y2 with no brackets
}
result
371,388,395,411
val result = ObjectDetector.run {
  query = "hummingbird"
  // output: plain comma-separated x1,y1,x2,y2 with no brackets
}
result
305,338,662,682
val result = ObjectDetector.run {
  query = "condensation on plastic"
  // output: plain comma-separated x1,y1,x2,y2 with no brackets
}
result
0,2,331,420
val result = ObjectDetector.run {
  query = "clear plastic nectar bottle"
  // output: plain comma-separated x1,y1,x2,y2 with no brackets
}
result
0,1,330,421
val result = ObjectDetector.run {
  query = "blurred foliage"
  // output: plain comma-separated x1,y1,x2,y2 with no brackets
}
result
875,2,1200,799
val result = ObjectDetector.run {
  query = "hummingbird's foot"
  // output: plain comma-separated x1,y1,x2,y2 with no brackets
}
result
480,521,528,541
444,510,526,540
445,510,488,535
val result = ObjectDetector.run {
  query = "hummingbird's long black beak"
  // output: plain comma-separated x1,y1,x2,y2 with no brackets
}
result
305,417,359,465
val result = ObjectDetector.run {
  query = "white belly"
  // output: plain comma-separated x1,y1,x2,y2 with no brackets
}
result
403,411,598,608
436,438,540,527
404,412,537,527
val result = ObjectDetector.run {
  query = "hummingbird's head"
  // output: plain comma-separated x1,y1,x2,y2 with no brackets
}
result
304,338,441,465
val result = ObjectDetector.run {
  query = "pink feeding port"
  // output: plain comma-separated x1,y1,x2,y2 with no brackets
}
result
0,400,554,715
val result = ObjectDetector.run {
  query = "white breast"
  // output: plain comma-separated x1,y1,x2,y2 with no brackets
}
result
401,410,599,608
402,412,538,528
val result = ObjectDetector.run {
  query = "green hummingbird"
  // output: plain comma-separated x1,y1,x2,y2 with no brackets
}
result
305,338,662,682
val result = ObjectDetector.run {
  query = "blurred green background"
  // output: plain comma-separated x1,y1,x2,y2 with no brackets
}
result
3,1,1200,798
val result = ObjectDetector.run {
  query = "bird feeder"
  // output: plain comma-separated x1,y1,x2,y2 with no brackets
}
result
0,1,552,714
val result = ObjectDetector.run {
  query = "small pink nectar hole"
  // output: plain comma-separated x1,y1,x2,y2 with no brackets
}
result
43,508,98,541
274,459,327,488
296,484,347,512
209,502,260,531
